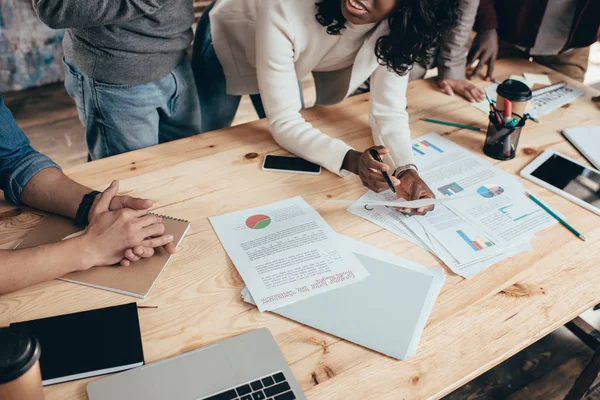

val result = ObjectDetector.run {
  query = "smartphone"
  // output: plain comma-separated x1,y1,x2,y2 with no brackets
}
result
262,155,321,175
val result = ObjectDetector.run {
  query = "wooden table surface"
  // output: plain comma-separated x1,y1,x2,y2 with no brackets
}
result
1,59,600,400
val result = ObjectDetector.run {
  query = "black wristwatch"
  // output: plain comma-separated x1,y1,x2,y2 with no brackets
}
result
75,191,101,228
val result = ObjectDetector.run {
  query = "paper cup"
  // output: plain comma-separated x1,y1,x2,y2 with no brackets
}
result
0,328,44,400
496,79,533,116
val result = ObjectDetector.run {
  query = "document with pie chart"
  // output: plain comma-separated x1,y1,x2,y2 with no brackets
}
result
209,196,369,311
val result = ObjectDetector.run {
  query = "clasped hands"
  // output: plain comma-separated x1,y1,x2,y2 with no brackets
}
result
79,181,176,268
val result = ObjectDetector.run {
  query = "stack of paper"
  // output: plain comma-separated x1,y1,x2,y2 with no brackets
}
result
242,235,446,360
209,197,370,311
348,133,557,279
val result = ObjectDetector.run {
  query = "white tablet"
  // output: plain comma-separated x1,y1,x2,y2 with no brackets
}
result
520,150,600,216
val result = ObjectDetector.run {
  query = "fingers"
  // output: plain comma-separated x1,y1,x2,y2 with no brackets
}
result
163,242,177,255
471,87,485,103
124,248,141,263
141,223,166,239
93,181,119,214
120,259,131,267
471,59,484,79
140,235,174,249
121,196,154,211
486,56,496,81
372,145,389,156
466,46,480,68
363,153,389,173
133,246,155,259
439,81,454,97
136,214,161,228
458,87,477,103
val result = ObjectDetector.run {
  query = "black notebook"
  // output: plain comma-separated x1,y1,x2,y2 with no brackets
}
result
10,303,144,385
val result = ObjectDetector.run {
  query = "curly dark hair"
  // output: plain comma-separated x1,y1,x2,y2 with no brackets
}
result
315,0,460,76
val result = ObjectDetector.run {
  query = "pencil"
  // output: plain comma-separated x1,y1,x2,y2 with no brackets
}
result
526,192,586,241
421,118,485,132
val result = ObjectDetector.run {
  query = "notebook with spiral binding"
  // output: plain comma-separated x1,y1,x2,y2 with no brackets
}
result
16,213,190,298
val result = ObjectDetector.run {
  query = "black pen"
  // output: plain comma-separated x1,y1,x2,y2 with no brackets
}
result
369,149,396,193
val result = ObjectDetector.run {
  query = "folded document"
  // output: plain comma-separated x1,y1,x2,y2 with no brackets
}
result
242,236,445,360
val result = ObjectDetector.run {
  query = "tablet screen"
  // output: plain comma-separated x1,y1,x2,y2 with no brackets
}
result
531,154,600,209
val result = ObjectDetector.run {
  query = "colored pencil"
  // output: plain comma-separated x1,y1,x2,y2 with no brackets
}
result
526,192,586,241
421,118,484,132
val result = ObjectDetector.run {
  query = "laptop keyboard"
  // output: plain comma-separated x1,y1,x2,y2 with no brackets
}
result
201,371,296,400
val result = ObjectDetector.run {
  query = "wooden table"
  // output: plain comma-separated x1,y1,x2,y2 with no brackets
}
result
1,59,600,400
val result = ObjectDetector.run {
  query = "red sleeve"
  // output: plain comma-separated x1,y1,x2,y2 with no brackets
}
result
474,0,499,32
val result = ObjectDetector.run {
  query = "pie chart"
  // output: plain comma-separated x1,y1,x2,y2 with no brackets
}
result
477,184,505,198
246,214,272,229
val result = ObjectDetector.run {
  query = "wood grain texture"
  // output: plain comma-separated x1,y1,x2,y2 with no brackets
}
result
1,59,600,400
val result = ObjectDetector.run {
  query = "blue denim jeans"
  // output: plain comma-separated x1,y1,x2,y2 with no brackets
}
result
191,2,304,133
0,94,60,205
63,56,202,160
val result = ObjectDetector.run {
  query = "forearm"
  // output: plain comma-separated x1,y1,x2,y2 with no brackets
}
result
0,236,94,295
256,3,352,176
20,168,90,220
342,150,362,175
33,0,164,29
369,67,416,171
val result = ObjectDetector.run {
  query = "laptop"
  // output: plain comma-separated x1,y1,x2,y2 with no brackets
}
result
87,329,306,400
563,126,600,170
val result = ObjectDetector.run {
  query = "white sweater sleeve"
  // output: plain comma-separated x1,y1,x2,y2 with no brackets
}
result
369,65,416,172
255,1,353,176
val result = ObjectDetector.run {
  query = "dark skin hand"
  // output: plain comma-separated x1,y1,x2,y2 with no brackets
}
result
437,78,485,103
342,146,400,193
467,29,499,81
393,169,435,216
342,147,435,215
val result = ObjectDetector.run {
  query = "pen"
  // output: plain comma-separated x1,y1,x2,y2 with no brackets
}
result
485,93,503,125
421,118,485,132
369,149,396,193
526,192,586,241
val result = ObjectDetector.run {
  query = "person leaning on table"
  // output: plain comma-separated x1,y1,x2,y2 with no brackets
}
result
0,93,176,296
192,0,461,215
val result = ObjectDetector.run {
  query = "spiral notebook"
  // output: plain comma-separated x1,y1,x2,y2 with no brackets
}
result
16,213,190,298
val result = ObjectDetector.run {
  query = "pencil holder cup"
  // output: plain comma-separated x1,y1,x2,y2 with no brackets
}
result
483,113,524,161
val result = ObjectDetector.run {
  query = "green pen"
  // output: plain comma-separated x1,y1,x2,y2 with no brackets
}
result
421,118,485,132
526,192,586,241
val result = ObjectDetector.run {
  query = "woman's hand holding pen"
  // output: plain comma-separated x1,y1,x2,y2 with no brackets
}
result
343,146,399,193
394,170,435,216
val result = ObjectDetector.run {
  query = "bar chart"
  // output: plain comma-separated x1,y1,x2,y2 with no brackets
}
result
413,140,444,155
457,230,494,251
438,182,464,197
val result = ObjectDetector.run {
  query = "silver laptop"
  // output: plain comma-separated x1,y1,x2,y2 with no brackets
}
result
87,328,306,400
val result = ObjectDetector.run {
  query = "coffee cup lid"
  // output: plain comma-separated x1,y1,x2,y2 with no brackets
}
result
0,328,41,384
497,79,533,102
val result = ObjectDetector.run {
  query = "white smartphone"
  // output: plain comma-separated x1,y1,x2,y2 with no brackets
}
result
520,149,600,216
262,155,321,175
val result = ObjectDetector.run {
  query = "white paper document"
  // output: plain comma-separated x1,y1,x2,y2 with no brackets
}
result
209,197,369,311
242,235,446,360
473,82,584,118
348,133,555,279
523,73,552,86
328,197,449,208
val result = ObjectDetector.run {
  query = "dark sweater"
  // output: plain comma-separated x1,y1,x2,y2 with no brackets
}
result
475,0,600,53
34,0,194,85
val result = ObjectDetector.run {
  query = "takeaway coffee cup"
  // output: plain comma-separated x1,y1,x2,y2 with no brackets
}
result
0,328,44,400
496,79,533,117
